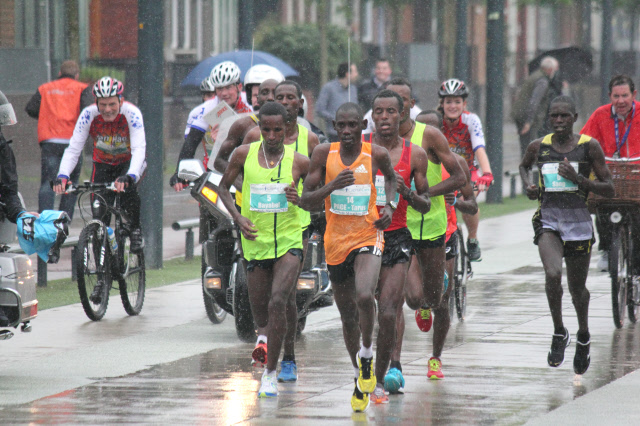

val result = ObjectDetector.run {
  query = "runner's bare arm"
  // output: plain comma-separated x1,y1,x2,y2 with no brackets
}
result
307,132,320,158
578,139,614,198
218,146,257,240
372,144,396,230
286,153,311,206
451,155,478,215
406,145,431,214
301,144,350,211
424,126,466,196
241,126,261,145
519,139,542,200
213,118,252,174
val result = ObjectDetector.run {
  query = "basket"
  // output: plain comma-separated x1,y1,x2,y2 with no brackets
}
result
588,162,640,210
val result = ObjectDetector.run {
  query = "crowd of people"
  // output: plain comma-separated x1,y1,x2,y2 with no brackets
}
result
1,55,636,414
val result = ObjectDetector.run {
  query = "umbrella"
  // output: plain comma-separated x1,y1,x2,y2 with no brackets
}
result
180,50,299,87
528,46,593,83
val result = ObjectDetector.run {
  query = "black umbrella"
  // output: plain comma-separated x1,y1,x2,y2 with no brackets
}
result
528,46,593,83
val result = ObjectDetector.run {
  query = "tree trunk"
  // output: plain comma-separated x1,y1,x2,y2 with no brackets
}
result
318,1,329,87
66,0,79,62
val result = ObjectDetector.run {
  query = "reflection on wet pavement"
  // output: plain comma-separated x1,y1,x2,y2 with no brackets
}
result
2,266,640,424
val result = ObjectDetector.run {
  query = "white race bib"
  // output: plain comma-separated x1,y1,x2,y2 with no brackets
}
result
541,162,579,192
249,183,288,212
374,175,400,206
330,184,371,216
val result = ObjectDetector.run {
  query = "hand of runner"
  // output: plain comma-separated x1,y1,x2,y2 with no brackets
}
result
330,169,355,191
373,205,393,230
443,192,456,205
285,182,299,205
558,157,578,183
395,171,410,198
525,184,539,200
236,216,258,240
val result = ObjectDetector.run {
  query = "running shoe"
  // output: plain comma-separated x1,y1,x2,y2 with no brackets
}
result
351,379,370,412
574,332,591,375
444,270,449,292
384,368,405,394
427,357,444,380
415,307,433,332
369,385,389,404
467,238,482,262
597,252,609,272
547,327,571,367
277,361,298,382
357,355,376,393
258,370,278,398
252,341,268,367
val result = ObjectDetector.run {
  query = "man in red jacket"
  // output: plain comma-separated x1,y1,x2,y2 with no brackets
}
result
581,74,640,272
25,60,93,219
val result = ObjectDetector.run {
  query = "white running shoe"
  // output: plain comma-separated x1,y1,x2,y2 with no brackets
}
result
258,370,278,398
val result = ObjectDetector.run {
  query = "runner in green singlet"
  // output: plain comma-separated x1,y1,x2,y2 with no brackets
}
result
218,102,310,398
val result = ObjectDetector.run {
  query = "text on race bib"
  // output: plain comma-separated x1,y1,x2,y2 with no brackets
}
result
374,175,400,206
541,162,579,192
249,183,289,213
330,184,371,216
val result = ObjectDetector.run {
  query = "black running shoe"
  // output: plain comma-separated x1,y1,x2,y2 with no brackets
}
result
467,238,482,262
130,228,144,253
574,331,591,375
547,327,571,367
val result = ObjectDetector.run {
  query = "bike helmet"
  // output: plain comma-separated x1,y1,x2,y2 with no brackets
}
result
438,78,469,98
210,61,241,88
93,77,124,98
200,76,216,93
0,90,17,126
244,65,285,87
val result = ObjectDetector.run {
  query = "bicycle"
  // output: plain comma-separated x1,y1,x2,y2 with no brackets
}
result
589,157,640,328
67,181,146,321
449,226,473,322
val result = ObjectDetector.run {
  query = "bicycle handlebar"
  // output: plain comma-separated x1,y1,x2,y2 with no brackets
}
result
605,156,640,162
65,181,118,194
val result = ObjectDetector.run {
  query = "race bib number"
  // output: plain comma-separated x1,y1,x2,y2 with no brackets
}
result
330,185,371,216
249,183,288,212
541,162,579,192
375,175,400,206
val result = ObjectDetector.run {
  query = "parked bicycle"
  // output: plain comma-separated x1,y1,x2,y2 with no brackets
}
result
589,157,640,328
66,182,145,321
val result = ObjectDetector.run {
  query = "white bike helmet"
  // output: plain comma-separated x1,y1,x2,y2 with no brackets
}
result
0,90,17,126
244,65,285,105
438,78,469,98
200,76,216,93
93,77,124,98
210,61,241,88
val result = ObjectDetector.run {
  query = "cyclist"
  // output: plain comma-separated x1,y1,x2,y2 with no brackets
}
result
520,96,614,375
382,79,465,385
241,80,320,378
217,102,309,398
364,90,430,404
439,78,493,261
580,75,640,272
243,65,285,111
300,102,396,412
170,61,252,190
53,77,146,296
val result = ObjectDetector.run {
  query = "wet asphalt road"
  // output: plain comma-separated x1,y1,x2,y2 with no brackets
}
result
2,210,640,425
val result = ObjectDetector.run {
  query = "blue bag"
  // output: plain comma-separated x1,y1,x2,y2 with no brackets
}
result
17,210,70,263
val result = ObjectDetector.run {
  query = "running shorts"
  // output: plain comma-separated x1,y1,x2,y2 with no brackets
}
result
382,228,412,267
327,245,382,282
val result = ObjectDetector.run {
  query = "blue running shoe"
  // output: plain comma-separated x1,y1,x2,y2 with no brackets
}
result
384,368,405,394
444,270,449,292
277,361,298,382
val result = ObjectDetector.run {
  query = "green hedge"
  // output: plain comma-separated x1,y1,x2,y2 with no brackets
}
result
79,66,126,84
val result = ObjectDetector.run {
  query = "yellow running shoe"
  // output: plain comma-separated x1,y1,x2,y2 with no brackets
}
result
357,355,376,393
351,380,370,412
427,356,444,380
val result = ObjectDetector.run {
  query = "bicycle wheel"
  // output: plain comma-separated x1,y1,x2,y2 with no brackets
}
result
610,226,628,329
77,222,111,321
455,230,468,321
118,231,146,316
627,231,640,322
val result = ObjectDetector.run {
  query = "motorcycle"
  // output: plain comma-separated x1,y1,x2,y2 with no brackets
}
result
0,215,37,340
178,160,332,342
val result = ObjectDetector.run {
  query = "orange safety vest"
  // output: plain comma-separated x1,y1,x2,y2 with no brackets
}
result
37,77,88,143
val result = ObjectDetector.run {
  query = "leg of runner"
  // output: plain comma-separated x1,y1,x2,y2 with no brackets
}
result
372,261,409,403
429,258,455,380
537,232,571,368
248,267,272,367
565,253,591,375
385,304,406,394
406,247,446,322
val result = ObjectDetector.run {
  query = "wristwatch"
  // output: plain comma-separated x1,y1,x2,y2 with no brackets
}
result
387,200,398,210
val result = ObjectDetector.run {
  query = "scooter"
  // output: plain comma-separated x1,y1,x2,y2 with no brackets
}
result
0,215,37,340
178,160,332,342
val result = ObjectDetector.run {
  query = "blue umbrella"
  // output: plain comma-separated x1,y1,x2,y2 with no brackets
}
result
180,50,299,87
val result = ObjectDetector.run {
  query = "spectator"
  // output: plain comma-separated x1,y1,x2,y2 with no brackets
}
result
315,62,358,141
25,60,93,220
511,56,560,157
358,58,393,111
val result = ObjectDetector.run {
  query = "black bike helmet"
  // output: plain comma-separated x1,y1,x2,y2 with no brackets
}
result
438,79,469,98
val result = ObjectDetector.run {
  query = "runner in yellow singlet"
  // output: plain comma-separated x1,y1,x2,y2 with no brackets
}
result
218,102,309,399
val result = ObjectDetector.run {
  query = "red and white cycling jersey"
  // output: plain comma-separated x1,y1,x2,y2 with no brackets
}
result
442,111,485,169
59,101,146,180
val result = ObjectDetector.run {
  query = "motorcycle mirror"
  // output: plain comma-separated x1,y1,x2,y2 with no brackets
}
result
178,159,205,182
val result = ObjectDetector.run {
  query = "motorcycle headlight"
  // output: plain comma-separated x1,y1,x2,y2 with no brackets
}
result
297,278,315,290
204,276,222,289
201,186,219,204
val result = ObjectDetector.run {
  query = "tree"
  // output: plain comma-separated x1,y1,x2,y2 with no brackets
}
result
371,0,414,64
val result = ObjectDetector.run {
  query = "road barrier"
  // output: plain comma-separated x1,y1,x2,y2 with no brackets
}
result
7,236,79,288
171,218,200,261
